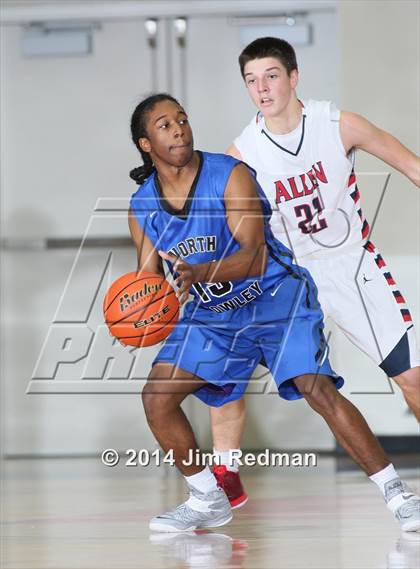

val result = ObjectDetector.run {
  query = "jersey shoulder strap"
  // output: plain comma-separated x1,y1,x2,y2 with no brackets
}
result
304,99,341,122
199,151,242,200
233,114,259,161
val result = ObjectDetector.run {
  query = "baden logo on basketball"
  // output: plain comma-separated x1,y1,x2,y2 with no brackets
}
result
104,272,179,347
119,282,163,312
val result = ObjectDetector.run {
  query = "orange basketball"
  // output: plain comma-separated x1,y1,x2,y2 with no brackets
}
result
103,271,179,347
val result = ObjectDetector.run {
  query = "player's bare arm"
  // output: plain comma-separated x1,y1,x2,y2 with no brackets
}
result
225,143,243,160
159,164,268,304
128,207,163,275
340,111,420,187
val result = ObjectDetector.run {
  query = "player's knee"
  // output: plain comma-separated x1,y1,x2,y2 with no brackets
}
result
393,367,420,395
210,397,246,422
141,385,157,423
296,374,339,412
141,383,172,428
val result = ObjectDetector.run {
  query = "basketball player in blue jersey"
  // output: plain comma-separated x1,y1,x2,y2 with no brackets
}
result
209,37,420,530
128,93,418,533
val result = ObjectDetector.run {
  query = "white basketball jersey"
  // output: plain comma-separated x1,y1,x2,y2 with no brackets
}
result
234,100,369,258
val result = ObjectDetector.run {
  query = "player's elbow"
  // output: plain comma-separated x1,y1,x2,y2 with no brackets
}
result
408,164,420,188
246,243,268,277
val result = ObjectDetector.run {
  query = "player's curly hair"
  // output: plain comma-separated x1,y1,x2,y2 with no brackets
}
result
239,37,298,78
129,93,181,185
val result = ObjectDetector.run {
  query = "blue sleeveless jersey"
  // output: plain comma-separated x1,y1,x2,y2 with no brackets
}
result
130,151,300,313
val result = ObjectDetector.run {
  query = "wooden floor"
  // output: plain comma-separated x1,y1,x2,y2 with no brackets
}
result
1,457,419,569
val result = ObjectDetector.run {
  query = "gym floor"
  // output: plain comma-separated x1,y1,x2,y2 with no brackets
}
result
2,455,419,569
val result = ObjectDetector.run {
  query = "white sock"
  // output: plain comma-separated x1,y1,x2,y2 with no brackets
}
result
213,448,240,472
185,466,218,494
369,463,409,512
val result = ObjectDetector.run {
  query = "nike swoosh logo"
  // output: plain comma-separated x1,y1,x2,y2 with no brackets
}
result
270,282,284,296
401,494,415,500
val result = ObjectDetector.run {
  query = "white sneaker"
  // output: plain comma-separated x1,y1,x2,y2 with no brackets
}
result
149,486,232,533
385,478,420,532
393,496,420,532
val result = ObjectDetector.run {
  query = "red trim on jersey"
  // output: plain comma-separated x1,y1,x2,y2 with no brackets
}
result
350,187,360,202
364,241,376,253
348,172,369,241
401,309,412,322
362,220,370,239
375,254,386,268
366,250,412,327
384,272,396,285
393,291,406,304
348,172,356,187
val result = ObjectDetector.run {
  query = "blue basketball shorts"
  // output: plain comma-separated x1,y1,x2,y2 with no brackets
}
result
153,271,344,407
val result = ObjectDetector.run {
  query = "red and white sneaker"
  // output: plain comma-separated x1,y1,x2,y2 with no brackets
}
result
213,465,248,509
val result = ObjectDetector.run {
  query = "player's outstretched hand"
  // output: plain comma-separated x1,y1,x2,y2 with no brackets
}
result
158,251,196,305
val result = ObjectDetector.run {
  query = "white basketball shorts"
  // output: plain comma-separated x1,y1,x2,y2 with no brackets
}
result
298,240,419,377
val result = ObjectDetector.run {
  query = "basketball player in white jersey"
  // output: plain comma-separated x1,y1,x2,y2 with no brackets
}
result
210,37,420,530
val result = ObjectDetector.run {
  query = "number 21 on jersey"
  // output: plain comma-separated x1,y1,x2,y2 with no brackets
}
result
294,196,328,234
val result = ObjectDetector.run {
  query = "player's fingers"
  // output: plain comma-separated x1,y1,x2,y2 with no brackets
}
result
178,278,192,300
179,278,189,293
175,267,187,284
174,260,189,273
158,250,178,263
174,277,185,295
179,290,190,305
176,266,193,284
